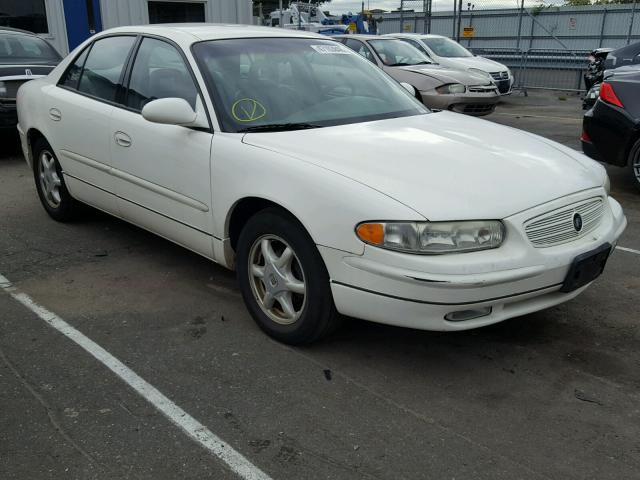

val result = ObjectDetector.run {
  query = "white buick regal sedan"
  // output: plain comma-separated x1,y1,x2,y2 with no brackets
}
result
17,25,626,344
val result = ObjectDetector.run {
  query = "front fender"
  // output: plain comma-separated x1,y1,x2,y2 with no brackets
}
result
211,133,425,256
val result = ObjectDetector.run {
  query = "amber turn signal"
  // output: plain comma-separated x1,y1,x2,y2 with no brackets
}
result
356,223,384,245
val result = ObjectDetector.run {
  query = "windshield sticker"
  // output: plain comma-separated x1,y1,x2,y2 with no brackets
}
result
231,98,267,122
310,44,351,54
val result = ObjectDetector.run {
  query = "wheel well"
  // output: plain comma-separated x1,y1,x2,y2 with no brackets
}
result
227,198,300,251
625,131,640,166
26,128,46,167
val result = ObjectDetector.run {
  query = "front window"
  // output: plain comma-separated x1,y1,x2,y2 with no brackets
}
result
0,34,60,64
421,37,473,58
398,38,434,61
125,37,198,110
367,39,431,67
192,38,427,133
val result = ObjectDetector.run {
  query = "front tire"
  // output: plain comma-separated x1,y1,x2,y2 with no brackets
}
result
236,208,340,345
629,138,640,193
32,138,81,221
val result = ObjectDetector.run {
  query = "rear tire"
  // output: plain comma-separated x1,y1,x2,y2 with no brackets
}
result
32,137,82,221
629,138,640,193
236,208,341,345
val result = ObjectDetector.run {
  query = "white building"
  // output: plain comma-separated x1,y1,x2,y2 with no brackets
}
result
0,0,252,56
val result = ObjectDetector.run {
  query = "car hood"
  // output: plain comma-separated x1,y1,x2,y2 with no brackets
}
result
438,56,507,73
242,112,603,220
396,64,491,86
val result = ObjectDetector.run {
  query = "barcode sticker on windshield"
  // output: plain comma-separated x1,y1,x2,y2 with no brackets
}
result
310,44,351,54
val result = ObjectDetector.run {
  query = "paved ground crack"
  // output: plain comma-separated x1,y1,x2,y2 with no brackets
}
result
0,344,105,470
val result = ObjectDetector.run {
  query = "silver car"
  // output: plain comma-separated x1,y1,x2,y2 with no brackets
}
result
333,35,499,116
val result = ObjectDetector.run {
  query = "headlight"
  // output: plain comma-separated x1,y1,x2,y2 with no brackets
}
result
0,81,7,98
355,221,505,254
468,68,493,83
604,173,611,195
436,83,466,94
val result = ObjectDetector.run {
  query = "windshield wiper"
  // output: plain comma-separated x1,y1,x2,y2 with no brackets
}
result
238,123,323,133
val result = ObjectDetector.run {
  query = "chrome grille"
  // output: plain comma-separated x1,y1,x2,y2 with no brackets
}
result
468,85,498,93
490,71,509,81
524,197,605,247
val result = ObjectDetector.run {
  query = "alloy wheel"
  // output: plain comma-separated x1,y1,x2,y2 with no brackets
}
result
633,150,640,186
38,150,62,208
248,234,307,325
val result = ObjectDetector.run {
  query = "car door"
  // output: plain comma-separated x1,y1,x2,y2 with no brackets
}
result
110,36,214,258
48,35,136,215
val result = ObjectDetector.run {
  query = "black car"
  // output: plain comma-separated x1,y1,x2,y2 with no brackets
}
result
0,27,61,130
582,68,640,191
604,41,640,70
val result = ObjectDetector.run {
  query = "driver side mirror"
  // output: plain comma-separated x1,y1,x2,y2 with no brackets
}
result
400,82,417,96
142,97,208,129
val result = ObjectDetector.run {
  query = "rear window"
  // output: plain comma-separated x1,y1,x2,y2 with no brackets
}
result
0,34,61,64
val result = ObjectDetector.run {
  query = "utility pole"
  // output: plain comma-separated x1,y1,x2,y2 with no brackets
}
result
467,3,474,47
400,0,404,33
456,0,463,41
279,0,283,27
452,0,456,38
628,0,637,45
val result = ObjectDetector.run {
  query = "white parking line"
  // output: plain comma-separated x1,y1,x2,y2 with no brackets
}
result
616,246,640,256
0,274,272,480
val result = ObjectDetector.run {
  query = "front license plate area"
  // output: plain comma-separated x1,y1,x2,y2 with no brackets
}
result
560,243,611,293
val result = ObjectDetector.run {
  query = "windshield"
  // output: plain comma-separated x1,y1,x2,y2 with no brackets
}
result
0,34,61,64
421,37,473,58
192,38,427,133
367,39,432,66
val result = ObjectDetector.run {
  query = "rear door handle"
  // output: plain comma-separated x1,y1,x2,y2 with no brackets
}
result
114,131,132,148
49,108,61,121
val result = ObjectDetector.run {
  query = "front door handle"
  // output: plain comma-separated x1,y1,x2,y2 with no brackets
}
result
49,108,61,121
114,131,132,148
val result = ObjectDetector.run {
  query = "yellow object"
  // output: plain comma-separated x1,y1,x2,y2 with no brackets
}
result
463,26,474,38
231,98,267,122
356,223,384,245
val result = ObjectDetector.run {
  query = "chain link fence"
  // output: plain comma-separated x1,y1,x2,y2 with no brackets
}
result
376,1,639,91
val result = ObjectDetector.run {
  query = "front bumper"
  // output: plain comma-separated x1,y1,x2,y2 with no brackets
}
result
320,190,626,331
495,77,513,95
421,90,500,117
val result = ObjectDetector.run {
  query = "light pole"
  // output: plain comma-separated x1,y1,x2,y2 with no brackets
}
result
467,2,474,46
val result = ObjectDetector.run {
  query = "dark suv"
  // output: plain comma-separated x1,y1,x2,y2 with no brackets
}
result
1,27,61,130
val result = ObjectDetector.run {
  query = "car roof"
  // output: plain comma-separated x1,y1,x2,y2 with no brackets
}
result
0,26,38,36
102,24,326,43
332,34,395,41
385,33,447,39
610,40,640,59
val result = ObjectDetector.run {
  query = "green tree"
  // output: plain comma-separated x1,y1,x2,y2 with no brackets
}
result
564,0,636,4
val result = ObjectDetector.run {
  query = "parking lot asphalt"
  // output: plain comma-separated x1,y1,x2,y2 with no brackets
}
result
1,91,639,480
